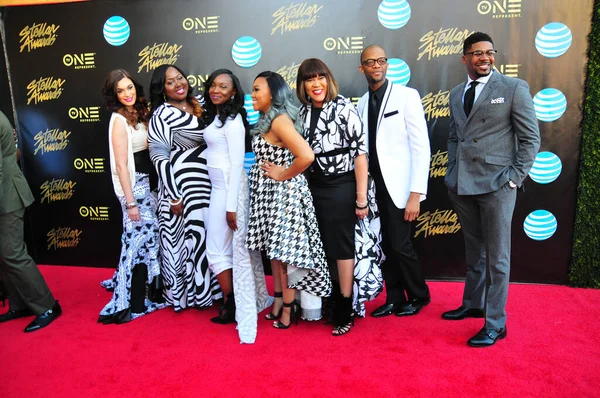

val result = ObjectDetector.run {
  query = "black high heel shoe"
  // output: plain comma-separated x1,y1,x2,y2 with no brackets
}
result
273,300,299,329
332,295,354,336
264,291,283,320
210,292,236,324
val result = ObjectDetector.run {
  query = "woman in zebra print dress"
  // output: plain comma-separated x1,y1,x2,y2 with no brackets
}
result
148,65,221,311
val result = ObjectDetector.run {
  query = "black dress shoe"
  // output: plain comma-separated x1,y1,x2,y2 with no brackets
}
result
0,308,33,323
467,327,507,347
24,301,62,333
442,306,484,320
371,302,404,318
394,295,431,316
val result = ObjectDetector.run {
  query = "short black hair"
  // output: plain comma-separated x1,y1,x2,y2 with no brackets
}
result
463,32,494,54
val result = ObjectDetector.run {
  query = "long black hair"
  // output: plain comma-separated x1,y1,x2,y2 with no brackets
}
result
149,64,201,116
202,69,249,135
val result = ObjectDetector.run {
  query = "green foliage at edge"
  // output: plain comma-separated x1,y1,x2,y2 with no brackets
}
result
571,0,600,287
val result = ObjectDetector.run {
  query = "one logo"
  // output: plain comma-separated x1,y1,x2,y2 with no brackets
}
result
232,36,262,68
34,128,71,155
429,149,448,178
533,88,567,122
421,90,450,121
79,206,110,221
323,36,364,55
243,94,260,125
103,16,130,46
496,64,519,77
477,0,522,18
276,62,300,90
350,97,361,107
40,179,76,204
418,28,470,61
271,2,323,35
529,152,562,184
523,210,557,241
490,97,505,104
26,77,65,105
63,53,96,69
187,74,210,89
19,22,60,53
138,42,183,73
182,16,220,33
377,0,411,30
535,22,572,58
387,58,411,86
414,209,461,238
68,106,101,122
243,152,255,175
73,157,105,173
47,226,82,250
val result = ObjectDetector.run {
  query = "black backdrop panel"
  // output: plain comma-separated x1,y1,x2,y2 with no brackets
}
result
2,0,593,284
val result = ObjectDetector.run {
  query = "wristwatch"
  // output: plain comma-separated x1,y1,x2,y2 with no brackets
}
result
508,180,517,189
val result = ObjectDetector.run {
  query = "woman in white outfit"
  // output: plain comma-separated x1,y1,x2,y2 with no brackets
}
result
203,69,246,323
203,69,274,331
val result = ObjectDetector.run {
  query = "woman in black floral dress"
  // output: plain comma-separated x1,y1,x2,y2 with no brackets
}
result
296,58,382,336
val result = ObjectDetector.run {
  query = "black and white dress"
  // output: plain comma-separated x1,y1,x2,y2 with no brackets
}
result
299,95,384,316
148,104,221,310
246,134,331,298
99,113,165,324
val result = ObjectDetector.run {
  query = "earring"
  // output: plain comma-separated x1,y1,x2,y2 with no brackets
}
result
230,96,235,103
163,94,167,102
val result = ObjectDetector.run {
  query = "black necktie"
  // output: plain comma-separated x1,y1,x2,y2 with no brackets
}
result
368,93,380,176
463,81,480,117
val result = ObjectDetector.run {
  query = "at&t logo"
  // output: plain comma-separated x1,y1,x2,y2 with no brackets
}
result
323,36,364,55
187,74,210,89
477,0,521,18
182,16,219,33
68,106,100,122
79,206,110,221
63,53,96,69
74,158,105,173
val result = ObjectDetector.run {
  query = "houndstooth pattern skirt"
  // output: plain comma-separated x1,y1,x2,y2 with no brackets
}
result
246,135,331,298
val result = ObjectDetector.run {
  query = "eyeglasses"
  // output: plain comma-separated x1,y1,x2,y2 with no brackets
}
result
362,57,388,67
464,50,498,58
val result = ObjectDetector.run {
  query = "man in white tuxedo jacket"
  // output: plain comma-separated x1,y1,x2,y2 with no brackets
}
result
442,32,540,347
357,45,431,318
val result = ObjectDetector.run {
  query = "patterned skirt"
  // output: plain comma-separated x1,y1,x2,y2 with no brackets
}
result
99,173,167,324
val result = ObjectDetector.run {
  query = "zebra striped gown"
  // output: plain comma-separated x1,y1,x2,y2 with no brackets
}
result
148,103,221,311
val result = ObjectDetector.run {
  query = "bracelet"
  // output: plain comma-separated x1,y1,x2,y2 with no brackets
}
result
126,201,138,209
356,200,368,207
170,197,183,206
356,204,368,210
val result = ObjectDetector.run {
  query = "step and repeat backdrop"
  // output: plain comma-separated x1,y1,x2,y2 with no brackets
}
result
2,0,593,283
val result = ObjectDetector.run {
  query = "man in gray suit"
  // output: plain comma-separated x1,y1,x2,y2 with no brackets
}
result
0,110,62,332
443,32,540,347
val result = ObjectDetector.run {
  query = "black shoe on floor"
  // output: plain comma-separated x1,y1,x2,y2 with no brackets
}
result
394,295,431,316
467,327,507,347
0,308,33,323
442,306,484,320
24,301,62,333
371,302,405,318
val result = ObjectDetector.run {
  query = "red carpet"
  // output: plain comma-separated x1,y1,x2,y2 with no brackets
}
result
1,265,599,398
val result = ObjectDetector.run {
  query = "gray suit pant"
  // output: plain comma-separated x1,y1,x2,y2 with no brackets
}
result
448,185,516,330
0,208,55,315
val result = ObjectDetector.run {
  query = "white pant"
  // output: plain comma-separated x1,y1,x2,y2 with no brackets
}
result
206,165,233,275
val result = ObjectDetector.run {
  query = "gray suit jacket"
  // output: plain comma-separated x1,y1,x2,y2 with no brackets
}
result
0,111,34,215
445,72,540,195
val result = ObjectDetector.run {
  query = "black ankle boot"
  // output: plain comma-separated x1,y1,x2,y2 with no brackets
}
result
210,292,236,324
130,264,148,313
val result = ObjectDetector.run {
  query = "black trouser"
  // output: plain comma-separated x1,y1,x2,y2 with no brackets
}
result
373,175,429,304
